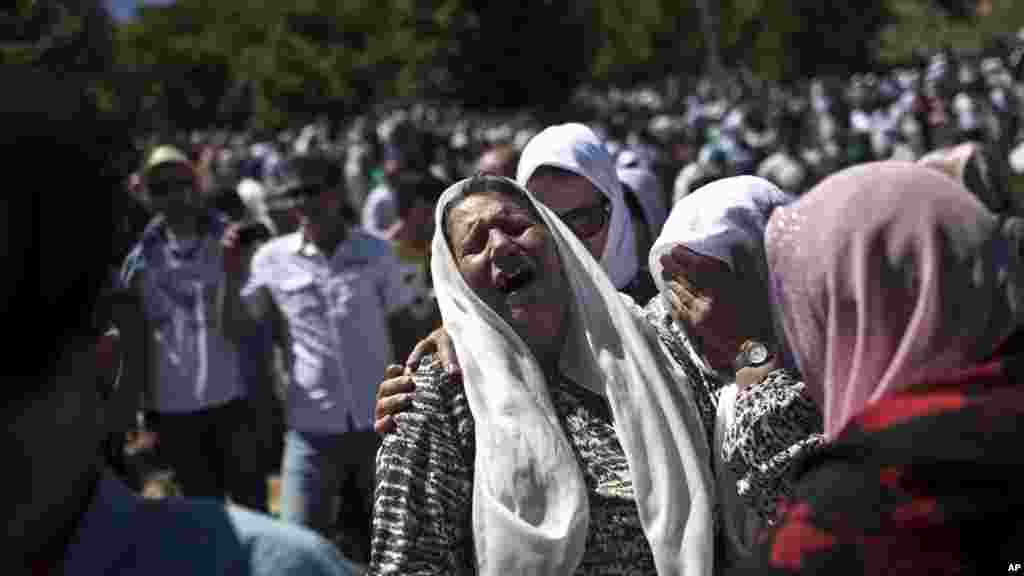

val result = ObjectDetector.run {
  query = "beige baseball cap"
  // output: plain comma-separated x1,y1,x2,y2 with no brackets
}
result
143,145,191,176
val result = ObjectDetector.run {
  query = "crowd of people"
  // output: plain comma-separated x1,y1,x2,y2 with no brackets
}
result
13,36,1024,576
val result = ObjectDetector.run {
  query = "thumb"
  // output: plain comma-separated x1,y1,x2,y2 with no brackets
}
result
384,364,405,380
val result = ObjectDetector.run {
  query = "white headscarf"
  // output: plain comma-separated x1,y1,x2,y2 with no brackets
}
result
431,177,715,576
646,176,795,559
516,123,640,290
649,176,794,299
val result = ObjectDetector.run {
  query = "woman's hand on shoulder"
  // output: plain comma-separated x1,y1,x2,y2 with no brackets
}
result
377,325,461,435
375,364,416,435
406,325,460,376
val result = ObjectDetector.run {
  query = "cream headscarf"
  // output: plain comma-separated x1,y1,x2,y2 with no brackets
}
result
645,176,795,559
431,177,715,575
648,176,794,305
766,162,1024,439
516,123,640,291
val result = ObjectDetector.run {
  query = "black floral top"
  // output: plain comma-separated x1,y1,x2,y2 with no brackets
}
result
369,357,656,575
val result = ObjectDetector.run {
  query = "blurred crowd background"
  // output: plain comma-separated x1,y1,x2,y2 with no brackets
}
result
6,0,1024,570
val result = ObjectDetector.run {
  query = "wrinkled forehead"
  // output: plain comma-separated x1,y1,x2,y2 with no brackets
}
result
444,190,543,240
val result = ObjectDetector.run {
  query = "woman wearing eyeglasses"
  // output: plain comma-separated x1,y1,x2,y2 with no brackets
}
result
515,123,659,306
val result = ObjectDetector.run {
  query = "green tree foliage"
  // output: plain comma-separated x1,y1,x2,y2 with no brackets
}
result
880,0,1024,63
589,0,704,86
438,0,595,111
0,1,128,133
715,0,892,81
0,0,113,72
12,0,1001,132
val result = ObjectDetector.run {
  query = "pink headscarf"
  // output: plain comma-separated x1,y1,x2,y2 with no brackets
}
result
766,162,1024,439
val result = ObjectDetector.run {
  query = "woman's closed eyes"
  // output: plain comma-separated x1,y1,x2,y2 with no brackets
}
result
458,214,536,258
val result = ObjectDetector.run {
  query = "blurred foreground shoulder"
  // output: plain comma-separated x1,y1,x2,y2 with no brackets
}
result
225,505,356,576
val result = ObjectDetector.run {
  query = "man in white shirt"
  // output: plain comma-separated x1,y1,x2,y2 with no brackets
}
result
119,146,265,511
232,155,415,564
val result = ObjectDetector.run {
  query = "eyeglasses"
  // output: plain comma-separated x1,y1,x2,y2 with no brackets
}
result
556,195,612,239
147,176,195,198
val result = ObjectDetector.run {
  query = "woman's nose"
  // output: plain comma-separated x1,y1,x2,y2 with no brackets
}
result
488,227,516,256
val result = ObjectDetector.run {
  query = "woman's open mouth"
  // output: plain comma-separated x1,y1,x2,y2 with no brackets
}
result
497,266,537,296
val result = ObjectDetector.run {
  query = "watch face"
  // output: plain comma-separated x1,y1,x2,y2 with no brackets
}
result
748,343,770,365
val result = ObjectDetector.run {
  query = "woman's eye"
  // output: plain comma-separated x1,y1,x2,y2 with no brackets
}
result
460,229,486,256
502,219,531,236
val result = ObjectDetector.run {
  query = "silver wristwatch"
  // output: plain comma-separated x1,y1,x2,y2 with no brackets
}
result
734,341,772,372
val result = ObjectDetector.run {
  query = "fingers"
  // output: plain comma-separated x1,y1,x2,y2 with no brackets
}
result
405,337,438,372
660,246,687,281
437,329,461,375
383,364,405,381
375,368,416,435
375,414,397,435
377,390,414,419
663,282,686,320
378,373,416,403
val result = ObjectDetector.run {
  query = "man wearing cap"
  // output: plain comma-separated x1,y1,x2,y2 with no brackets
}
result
230,154,415,563
119,145,266,511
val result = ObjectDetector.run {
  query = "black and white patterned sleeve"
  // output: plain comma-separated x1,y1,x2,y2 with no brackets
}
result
721,369,825,523
640,294,722,444
369,356,476,576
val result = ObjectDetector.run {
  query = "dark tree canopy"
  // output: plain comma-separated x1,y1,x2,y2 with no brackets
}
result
7,0,1000,131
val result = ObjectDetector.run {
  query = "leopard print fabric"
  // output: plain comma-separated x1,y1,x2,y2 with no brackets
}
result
641,294,725,445
722,370,825,523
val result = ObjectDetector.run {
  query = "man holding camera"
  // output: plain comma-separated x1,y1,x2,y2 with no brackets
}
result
119,145,266,510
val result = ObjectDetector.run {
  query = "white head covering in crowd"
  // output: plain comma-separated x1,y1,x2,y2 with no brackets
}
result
1011,142,1024,175
236,178,274,232
516,123,640,290
431,176,714,576
649,176,794,299
618,166,669,239
757,152,808,196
